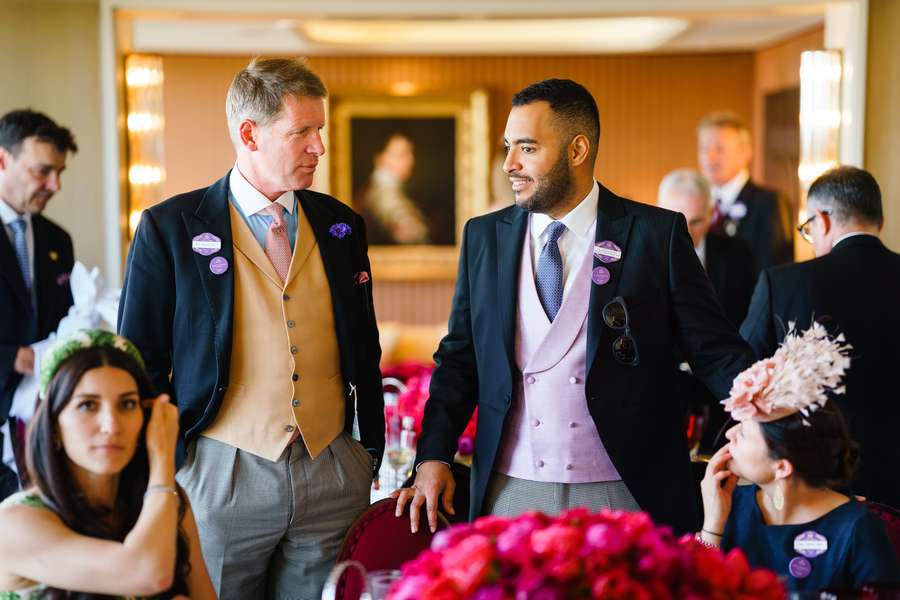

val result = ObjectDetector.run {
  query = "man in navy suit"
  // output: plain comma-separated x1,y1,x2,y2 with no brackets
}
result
698,111,793,274
741,166,900,508
119,58,383,599
0,110,76,500
397,80,753,535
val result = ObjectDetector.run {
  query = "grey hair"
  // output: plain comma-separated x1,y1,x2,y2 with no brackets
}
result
225,57,327,145
806,166,883,228
658,168,713,208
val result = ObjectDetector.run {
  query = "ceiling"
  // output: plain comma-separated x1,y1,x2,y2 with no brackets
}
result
120,0,829,55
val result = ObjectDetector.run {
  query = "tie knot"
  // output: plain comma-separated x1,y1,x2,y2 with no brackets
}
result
546,220,567,243
263,203,285,227
10,217,26,234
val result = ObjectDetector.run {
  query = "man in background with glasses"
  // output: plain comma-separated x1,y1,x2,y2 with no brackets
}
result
741,166,899,508
397,79,753,535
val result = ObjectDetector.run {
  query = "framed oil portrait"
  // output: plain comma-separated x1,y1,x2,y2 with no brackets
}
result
331,90,489,280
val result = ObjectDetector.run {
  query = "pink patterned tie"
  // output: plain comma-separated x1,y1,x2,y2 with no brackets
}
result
263,203,292,283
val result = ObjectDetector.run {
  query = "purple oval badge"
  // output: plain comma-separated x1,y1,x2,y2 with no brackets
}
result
794,530,828,558
209,256,228,275
594,240,622,264
788,556,812,579
192,232,221,256
591,266,611,286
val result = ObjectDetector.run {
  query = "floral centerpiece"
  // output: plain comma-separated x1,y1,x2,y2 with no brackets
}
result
387,508,784,600
383,361,477,459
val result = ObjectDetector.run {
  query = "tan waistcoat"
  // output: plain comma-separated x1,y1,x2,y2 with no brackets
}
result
201,203,345,461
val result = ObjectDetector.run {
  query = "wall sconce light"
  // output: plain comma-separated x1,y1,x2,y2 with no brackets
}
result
124,54,165,239
798,49,842,218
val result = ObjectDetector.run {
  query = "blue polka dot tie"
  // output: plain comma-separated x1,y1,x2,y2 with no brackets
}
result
535,220,567,322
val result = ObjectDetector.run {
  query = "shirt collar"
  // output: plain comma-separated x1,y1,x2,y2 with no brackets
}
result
229,164,295,217
695,235,707,268
530,181,599,242
711,169,749,210
833,231,879,248
0,199,30,227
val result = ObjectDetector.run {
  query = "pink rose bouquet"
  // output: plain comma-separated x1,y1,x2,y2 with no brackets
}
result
388,509,784,600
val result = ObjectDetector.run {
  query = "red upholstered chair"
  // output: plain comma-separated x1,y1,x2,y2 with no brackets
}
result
332,497,449,600
865,501,900,561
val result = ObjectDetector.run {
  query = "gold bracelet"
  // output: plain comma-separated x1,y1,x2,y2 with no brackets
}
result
144,484,178,501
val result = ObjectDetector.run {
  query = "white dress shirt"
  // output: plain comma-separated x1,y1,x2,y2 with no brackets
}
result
711,169,750,214
529,182,599,301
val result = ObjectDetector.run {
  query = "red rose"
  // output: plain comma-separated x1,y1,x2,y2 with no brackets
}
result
441,534,494,596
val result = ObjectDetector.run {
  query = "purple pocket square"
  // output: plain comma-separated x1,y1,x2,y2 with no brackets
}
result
354,271,370,285
56,272,71,286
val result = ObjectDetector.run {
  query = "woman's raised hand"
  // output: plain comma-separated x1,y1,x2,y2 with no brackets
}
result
700,444,738,535
145,394,179,481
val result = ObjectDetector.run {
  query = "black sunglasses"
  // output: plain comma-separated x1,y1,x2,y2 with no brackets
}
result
602,296,640,366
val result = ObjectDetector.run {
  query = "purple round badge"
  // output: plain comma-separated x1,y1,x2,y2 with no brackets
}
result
594,240,623,264
192,232,221,256
788,556,812,579
794,530,828,558
591,266,611,286
209,256,229,275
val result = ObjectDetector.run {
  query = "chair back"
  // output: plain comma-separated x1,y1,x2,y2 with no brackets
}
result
332,497,447,600
864,501,900,561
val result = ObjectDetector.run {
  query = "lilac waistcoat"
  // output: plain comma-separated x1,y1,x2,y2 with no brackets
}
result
494,222,621,483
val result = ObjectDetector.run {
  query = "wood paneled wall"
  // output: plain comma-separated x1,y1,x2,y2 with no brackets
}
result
866,0,900,252
161,52,756,325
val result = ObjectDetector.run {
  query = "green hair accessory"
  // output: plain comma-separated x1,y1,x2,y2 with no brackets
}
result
39,329,145,399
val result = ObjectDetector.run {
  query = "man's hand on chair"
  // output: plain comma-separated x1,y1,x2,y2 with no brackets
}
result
393,460,455,533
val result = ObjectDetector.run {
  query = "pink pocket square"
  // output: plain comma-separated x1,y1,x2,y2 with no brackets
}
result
56,272,71,286
354,271,370,285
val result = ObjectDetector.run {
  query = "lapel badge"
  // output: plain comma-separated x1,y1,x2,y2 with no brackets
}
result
594,240,622,264
192,232,222,256
49,250,59,262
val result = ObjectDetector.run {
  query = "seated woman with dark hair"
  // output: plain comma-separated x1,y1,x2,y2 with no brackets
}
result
700,324,899,594
0,330,216,599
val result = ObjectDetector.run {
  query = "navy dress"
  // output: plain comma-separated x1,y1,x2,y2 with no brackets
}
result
723,485,900,593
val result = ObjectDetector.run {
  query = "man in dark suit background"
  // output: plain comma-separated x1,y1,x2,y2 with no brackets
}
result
658,168,756,454
0,110,76,500
741,166,900,508
698,111,793,273
658,168,755,328
119,58,383,599
396,79,753,536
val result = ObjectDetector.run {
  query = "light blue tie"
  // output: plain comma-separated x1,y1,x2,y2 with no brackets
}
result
10,217,31,292
535,221,567,322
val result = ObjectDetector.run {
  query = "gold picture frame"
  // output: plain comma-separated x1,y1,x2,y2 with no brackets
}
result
331,90,490,281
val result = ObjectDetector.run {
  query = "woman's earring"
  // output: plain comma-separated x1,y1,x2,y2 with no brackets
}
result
772,482,785,511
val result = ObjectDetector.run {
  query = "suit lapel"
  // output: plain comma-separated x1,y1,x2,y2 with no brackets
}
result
586,184,634,372
182,173,234,354
0,223,28,309
496,207,528,373
299,191,355,340
31,215,55,327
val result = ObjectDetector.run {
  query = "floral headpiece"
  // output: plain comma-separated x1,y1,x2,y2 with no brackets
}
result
39,329,145,399
722,322,851,424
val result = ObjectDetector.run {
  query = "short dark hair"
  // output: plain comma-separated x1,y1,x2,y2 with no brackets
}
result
807,166,883,228
511,78,600,159
760,406,859,490
0,109,78,156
